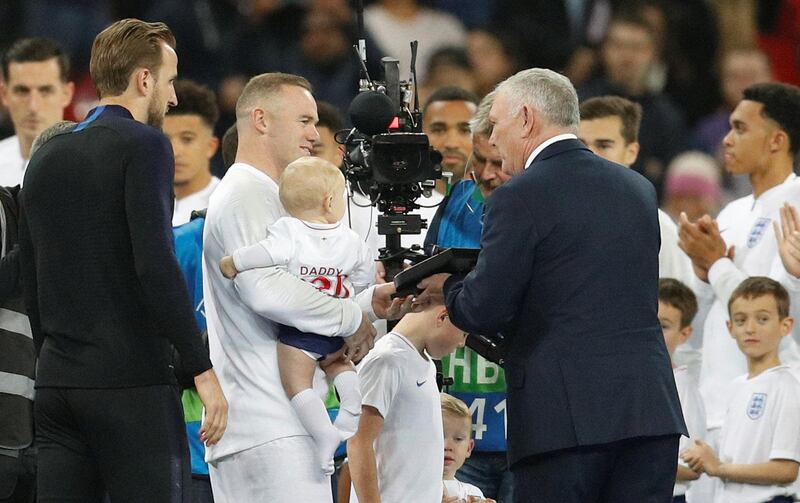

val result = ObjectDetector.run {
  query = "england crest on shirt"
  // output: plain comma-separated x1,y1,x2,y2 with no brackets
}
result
747,218,771,248
746,392,767,419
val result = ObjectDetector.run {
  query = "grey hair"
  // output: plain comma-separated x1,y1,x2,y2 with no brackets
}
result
30,120,77,156
470,90,495,137
496,68,579,130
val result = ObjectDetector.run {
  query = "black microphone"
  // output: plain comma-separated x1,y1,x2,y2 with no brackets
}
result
349,91,396,136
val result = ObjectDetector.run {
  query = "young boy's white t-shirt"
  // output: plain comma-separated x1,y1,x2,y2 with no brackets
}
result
673,365,707,497
232,216,376,298
715,365,800,503
353,331,443,503
443,478,485,499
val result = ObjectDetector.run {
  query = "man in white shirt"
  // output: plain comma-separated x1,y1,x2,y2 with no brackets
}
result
679,83,800,500
164,79,220,226
202,73,405,502
578,95,694,286
0,37,74,187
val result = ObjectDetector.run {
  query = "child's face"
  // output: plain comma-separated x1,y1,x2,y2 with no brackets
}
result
442,412,474,479
426,312,468,359
658,301,691,356
726,294,793,361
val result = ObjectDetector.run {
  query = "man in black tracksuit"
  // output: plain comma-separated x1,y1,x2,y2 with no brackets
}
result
17,19,227,502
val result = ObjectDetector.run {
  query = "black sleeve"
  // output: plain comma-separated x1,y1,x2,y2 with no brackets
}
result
123,131,212,377
17,200,43,355
0,244,20,302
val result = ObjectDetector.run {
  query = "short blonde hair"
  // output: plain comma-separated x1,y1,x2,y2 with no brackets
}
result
441,393,471,421
279,156,344,217
236,73,312,121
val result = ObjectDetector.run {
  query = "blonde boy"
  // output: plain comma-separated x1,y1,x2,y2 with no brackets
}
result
441,393,496,502
220,157,375,474
682,277,800,502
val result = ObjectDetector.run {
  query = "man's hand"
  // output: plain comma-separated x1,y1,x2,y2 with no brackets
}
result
678,212,728,272
681,439,721,476
775,202,800,278
414,273,452,309
371,283,414,320
193,368,228,446
344,311,377,362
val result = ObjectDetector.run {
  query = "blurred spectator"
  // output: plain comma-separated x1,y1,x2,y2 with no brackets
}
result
417,47,478,105
467,29,520,98
756,0,800,85
364,0,466,82
21,0,114,74
709,0,758,54
143,0,240,90
579,10,689,199
662,151,723,222
641,0,721,126
433,0,494,29
492,0,614,86
0,37,74,187
693,49,772,158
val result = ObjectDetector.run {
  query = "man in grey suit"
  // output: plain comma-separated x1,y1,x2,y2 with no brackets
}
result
418,68,686,503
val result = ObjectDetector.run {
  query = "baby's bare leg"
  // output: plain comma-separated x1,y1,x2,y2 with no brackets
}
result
278,342,340,475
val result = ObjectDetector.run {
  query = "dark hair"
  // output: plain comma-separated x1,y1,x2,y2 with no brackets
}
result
426,47,472,75
221,124,238,169
579,96,643,144
422,85,479,115
743,82,800,158
316,101,343,132
3,37,70,82
658,278,698,328
728,276,790,319
90,19,176,98
167,79,219,128
606,10,657,43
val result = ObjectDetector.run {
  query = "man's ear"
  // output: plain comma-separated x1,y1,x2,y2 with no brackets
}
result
771,129,790,155
134,68,152,97
520,104,535,138
252,108,269,134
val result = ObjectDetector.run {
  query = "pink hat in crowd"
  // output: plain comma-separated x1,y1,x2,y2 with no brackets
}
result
664,151,722,201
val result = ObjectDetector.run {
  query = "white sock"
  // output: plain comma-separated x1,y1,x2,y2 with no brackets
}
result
333,371,362,439
290,389,340,475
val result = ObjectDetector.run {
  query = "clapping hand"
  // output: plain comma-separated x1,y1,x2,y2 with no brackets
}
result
680,439,721,476
774,202,800,278
678,212,730,281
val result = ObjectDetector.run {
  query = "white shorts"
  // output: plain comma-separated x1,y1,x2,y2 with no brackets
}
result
209,435,333,502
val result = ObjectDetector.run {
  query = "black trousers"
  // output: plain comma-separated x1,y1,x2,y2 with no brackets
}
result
35,385,190,503
0,447,35,503
512,434,680,503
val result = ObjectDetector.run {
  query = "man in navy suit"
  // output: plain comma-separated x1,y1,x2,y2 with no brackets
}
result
418,68,686,502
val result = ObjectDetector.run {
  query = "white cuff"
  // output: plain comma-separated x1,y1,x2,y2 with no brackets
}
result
356,284,379,322
707,257,736,287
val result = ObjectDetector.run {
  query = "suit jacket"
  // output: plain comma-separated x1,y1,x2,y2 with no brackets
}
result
443,139,686,466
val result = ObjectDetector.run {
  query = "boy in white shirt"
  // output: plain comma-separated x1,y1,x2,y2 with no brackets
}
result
682,277,800,503
219,156,374,474
441,393,496,503
658,278,707,502
347,304,468,503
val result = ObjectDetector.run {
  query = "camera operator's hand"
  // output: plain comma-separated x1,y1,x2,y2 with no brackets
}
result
194,368,228,446
344,311,376,362
371,283,414,320
415,273,452,309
